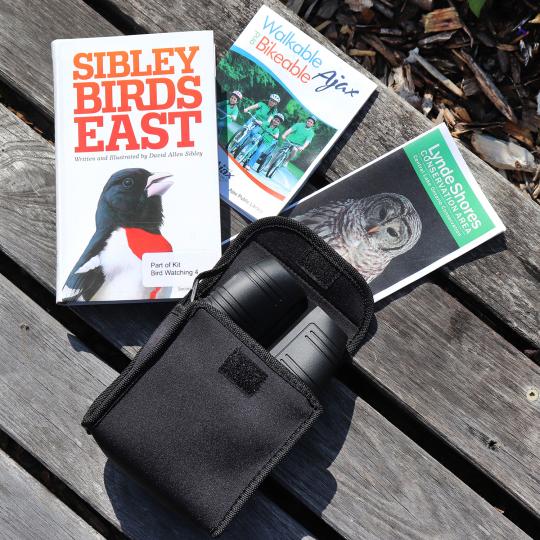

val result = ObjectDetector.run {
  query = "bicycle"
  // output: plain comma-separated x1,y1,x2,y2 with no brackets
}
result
265,140,301,179
236,124,280,167
228,111,263,157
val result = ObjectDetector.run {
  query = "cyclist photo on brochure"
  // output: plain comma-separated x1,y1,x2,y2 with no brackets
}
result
216,49,337,196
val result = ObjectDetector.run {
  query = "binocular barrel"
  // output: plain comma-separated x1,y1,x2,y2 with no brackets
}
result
206,258,347,393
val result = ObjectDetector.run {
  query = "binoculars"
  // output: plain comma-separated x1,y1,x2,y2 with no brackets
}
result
207,257,347,394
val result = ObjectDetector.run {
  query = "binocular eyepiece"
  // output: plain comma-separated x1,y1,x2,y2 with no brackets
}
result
206,258,347,394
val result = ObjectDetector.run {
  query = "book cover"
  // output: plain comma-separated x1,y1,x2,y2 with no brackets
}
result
285,125,505,302
216,5,377,220
52,31,221,304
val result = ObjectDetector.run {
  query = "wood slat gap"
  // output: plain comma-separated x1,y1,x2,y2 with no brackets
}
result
0,430,125,539
1,230,538,536
337,364,540,537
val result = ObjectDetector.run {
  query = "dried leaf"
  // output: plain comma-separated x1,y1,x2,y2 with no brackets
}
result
422,93,434,115
314,20,332,32
453,50,517,122
407,48,464,97
349,48,376,56
471,132,537,172
504,122,535,148
422,8,462,33
453,106,472,123
345,0,373,12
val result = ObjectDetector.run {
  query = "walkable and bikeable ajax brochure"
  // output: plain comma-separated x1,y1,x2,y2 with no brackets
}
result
285,124,505,302
216,5,377,220
52,31,221,304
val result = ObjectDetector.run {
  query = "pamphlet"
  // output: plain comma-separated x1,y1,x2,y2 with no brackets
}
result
216,5,376,220
285,124,505,302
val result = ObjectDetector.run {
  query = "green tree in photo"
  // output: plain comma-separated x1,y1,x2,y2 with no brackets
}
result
217,50,337,176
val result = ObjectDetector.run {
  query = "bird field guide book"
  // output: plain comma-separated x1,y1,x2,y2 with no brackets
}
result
284,124,505,302
52,31,221,304
216,5,377,220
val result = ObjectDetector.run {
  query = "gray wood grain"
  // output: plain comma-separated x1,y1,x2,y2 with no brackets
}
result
0,86,539,521
0,277,315,540
0,272,526,539
0,450,103,540
0,0,537,340
75,0,540,344
0,0,537,524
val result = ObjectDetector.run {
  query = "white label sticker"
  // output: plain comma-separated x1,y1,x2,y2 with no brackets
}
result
142,251,216,290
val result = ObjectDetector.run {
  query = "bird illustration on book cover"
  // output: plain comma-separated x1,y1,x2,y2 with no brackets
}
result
61,168,174,302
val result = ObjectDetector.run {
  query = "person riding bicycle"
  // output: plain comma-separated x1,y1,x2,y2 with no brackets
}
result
217,90,243,137
245,113,284,172
280,116,316,166
242,93,281,139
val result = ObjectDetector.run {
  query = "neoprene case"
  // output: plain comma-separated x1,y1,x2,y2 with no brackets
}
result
82,216,374,536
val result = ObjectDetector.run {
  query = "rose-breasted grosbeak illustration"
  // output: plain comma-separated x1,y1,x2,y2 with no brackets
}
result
61,168,174,302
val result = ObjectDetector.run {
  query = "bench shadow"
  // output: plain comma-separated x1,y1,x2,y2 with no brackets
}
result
100,316,377,537
441,232,508,274
273,314,377,525
104,457,312,539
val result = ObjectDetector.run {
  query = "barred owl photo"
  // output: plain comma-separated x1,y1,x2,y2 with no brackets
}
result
295,193,422,283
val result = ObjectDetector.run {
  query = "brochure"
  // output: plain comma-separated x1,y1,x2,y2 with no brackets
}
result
52,31,221,303
216,5,377,220
285,124,505,302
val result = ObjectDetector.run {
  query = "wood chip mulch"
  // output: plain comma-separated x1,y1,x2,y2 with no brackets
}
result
298,0,540,203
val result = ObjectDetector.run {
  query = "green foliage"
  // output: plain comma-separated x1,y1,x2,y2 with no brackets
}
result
217,50,337,173
468,0,487,17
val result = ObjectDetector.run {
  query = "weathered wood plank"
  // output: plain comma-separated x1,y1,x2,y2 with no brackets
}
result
0,0,537,346
0,0,538,522
0,272,527,539
0,278,315,539
0,0,537,344
0,450,103,540
101,0,540,346
358,281,540,516
1,89,539,520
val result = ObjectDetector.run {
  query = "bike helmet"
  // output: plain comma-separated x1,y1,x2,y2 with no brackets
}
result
273,113,285,121
231,90,243,100
269,93,281,103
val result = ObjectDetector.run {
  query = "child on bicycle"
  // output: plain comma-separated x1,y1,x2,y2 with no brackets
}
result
281,116,316,166
245,113,284,172
242,93,281,138
217,90,243,139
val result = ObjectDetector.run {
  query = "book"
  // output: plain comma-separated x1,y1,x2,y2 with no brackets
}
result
52,31,221,303
284,124,505,302
216,5,376,220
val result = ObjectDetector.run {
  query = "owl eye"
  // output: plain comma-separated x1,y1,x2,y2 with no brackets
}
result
387,227,398,238
122,177,134,188
379,207,387,220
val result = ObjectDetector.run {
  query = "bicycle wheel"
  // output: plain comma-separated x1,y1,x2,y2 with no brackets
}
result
268,149,286,178
257,148,275,173
237,140,256,164
228,128,246,154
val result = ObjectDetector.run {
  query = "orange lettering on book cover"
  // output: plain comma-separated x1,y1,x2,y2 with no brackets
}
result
72,46,202,152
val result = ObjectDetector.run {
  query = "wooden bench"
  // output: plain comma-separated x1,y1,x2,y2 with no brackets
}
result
0,0,538,538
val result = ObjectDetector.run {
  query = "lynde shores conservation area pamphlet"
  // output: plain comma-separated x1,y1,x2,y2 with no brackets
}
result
52,31,221,304
285,124,505,302
216,5,377,220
